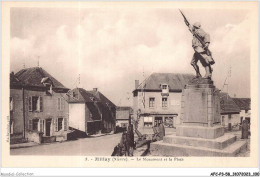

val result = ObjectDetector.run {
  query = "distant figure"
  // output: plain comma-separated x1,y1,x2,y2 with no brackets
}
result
119,131,127,156
126,124,135,156
241,120,250,139
158,123,165,140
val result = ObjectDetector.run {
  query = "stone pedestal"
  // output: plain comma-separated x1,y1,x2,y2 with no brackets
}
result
177,78,224,139
150,78,247,157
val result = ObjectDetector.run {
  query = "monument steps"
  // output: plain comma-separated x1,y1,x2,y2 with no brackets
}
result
150,138,247,157
163,133,237,150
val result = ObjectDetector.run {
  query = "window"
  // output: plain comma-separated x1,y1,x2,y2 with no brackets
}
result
162,98,168,108
144,117,153,127
245,110,248,113
154,117,163,127
149,98,155,108
73,91,78,98
40,120,44,133
10,97,14,111
161,84,169,96
228,114,231,119
32,119,39,131
29,96,43,112
162,85,167,89
58,98,65,111
164,117,173,128
58,118,63,131
46,84,53,95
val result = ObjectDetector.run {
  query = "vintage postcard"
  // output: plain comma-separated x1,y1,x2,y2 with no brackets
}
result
1,1,259,170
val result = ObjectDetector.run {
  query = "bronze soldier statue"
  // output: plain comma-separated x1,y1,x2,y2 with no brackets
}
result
190,22,214,79
180,10,215,79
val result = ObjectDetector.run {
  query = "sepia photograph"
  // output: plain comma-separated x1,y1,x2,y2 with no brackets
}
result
1,1,259,171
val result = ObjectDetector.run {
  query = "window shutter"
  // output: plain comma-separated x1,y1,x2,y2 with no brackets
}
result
61,98,65,110
54,118,58,132
49,84,53,94
10,97,13,111
40,97,43,112
58,98,61,110
36,97,40,112
64,118,67,131
40,120,43,132
29,120,32,130
29,97,32,112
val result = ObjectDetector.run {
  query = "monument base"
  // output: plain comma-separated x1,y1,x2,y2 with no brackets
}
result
176,125,224,139
150,133,247,157
149,78,247,156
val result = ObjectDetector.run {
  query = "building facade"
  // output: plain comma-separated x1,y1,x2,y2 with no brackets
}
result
133,73,194,130
68,88,116,135
10,67,70,143
116,106,133,129
219,93,241,129
233,98,251,124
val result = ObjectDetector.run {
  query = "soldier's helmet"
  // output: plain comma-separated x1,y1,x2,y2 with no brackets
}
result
193,22,201,29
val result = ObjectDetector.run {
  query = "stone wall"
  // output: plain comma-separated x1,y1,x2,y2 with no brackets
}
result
26,131,43,144
24,89,69,137
10,88,24,134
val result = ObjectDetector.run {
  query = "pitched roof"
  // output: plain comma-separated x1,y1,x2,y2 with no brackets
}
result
135,73,195,92
88,90,116,108
68,88,116,121
10,72,23,87
85,102,102,121
69,88,115,106
219,93,241,114
232,98,251,110
15,67,68,90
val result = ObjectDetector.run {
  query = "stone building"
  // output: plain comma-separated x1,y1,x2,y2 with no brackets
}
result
68,88,116,136
233,98,251,124
116,106,133,130
219,92,241,129
132,73,194,130
10,67,70,143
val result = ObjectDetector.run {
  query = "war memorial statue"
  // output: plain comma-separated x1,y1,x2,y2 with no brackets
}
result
180,10,215,79
149,10,247,156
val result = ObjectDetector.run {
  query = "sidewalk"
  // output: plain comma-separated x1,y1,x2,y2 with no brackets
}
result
10,142,39,149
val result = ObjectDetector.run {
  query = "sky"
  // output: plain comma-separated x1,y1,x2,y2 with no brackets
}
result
10,7,251,106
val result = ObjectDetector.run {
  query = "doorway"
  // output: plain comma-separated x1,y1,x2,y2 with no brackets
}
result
154,117,163,127
46,119,52,136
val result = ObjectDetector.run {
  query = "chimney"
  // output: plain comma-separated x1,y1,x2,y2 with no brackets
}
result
135,80,139,89
93,88,98,92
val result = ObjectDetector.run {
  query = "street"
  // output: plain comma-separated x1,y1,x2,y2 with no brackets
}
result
10,128,176,156
11,133,122,156
10,129,249,157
